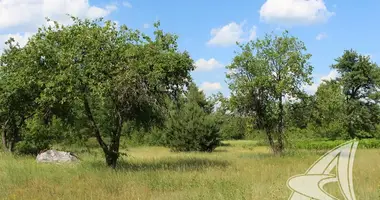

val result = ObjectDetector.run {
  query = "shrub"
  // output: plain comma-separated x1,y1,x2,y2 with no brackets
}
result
164,101,221,152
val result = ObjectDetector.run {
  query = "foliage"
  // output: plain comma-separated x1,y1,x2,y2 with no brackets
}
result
311,80,348,139
286,94,315,129
227,30,313,153
219,115,247,140
331,50,380,138
15,116,65,155
164,84,221,152
0,18,194,168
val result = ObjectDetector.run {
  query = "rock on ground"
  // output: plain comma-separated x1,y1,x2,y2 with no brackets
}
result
36,150,79,163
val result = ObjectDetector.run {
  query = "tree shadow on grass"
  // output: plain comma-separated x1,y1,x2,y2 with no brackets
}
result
88,157,229,172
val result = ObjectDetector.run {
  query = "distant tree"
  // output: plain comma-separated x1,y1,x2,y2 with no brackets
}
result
331,50,380,138
227,31,313,154
286,94,315,129
312,80,347,139
0,18,194,168
211,92,248,140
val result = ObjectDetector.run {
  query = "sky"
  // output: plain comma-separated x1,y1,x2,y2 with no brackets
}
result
1,0,380,96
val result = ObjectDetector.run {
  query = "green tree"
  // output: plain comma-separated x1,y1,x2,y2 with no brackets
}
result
164,84,221,152
227,31,313,154
1,18,194,168
312,80,347,139
331,50,380,138
0,38,41,152
286,94,315,129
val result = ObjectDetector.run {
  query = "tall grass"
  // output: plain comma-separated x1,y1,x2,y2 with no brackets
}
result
0,140,379,200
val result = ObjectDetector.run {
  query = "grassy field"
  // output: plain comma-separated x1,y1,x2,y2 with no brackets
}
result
0,140,379,200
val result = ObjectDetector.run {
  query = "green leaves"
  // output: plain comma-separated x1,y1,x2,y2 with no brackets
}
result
0,17,194,166
331,50,380,138
227,30,313,153
164,85,221,152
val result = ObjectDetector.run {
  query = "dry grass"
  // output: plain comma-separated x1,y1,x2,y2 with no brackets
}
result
0,140,379,200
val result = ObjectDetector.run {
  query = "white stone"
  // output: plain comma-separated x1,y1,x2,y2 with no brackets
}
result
36,150,79,163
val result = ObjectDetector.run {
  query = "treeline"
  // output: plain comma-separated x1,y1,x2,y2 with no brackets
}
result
0,18,379,167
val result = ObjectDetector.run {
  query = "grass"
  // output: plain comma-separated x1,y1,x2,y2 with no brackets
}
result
0,140,379,200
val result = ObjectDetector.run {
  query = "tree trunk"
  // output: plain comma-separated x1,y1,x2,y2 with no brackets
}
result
83,96,111,165
106,151,119,169
2,129,8,151
106,126,121,169
277,95,285,154
265,129,276,153
8,138,15,152
83,95,122,169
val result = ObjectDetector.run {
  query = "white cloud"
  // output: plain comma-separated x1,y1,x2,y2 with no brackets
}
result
320,69,338,82
259,0,334,26
199,82,222,92
303,69,339,94
122,1,132,8
143,23,150,29
194,58,223,72
316,32,328,40
0,32,34,53
0,0,117,30
207,21,246,47
249,26,257,41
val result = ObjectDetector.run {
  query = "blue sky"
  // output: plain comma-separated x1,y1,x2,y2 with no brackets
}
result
1,0,380,96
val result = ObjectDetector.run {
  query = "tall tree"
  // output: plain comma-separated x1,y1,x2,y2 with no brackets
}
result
331,50,380,138
0,38,40,152
227,31,313,153
0,18,194,168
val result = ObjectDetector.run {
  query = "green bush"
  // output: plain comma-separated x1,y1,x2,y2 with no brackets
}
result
164,101,221,152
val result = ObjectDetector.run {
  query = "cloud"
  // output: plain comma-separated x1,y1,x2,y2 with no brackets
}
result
249,26,257,41
316,32,328,40
207,22,245,47
143,23,150,29
0,0,117,30
207,22,259,47
194,58,223,72
259,0,334,26
122,1,132,8
303,69,339,94
199,82,222,92
0,32,34,53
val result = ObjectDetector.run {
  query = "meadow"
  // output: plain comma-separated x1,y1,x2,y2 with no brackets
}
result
0,140,379,200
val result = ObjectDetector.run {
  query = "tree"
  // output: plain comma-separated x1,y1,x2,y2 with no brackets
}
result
312,80,347,139
0,38,40,152
286,94,315,129
164,84,221,152
211,92,249,140
0,18,194,168
227,31,313,154
331,50,380,138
